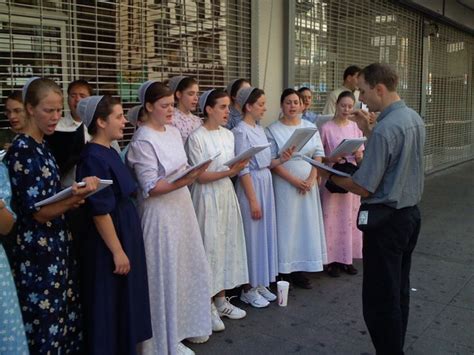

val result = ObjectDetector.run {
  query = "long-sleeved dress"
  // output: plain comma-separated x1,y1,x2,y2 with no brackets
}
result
76,143,152,355
127,125,211,355
232,121,278,287
265,119,328,273
0,162,29,355
4,134,82,354
186,125,249,295
319,120,363,265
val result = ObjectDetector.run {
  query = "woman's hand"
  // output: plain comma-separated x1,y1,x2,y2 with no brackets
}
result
279,146,295,164
229,158,250,177
113,249,130,275
73,176,100,197
292,178,310,195
249,200,262,220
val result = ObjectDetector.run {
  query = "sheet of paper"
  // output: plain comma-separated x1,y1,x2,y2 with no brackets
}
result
278,127,318,155
34,179,113,208
166,152,221,183
301,156,351,177
328,137,366,159
224,143,271,167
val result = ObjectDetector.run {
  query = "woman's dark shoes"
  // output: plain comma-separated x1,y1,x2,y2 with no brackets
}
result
341,264,358,275
326,263,340,277
291,272,312,289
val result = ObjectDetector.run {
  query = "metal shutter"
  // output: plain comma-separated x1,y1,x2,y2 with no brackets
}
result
0,0,251,144
290,0,474,173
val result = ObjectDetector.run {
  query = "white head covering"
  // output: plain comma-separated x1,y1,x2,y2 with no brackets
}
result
138,80,158,105
77,95,104,127
168,76,187,93
127,105,142,127
198,89,216,114
226,78,239,97
22,76,41,103
235,87,257,110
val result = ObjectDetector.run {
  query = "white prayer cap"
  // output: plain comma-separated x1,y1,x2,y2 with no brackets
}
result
77,95,104,127
22,76,41,103
138,80,158,105
235,87,257,110
168,76,187,93
127,105,142,127
198,89,216,114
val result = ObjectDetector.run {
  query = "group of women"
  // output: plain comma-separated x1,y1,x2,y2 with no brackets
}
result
0,75,363,355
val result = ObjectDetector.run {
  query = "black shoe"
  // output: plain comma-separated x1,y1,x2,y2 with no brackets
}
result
341,264,358,275
291,272,312,289
326,263,340,278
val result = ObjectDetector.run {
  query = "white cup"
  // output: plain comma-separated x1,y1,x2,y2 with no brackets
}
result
277,280,290,307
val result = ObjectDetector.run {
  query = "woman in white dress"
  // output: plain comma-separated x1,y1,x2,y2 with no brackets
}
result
167,76,202,144
127,81,212,355
186,89,249,332
265,88,328,289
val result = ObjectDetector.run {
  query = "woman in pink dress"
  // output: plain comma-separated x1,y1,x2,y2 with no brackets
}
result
319,91,364,277
168,76,202,144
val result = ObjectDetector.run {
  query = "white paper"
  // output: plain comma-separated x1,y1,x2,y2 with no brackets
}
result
328,137,366,159
0,150,5,161
301,155,351,177
224,143,271,167
278,127,318,155
166,152,221,183
34,179,113,208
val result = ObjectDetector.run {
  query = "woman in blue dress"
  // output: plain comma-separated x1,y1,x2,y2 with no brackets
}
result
0,161,29,355
5,77,99,354
75,95,152,354
232,87,294,308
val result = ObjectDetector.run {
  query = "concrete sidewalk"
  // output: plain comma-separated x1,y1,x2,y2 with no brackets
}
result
188,160,474,354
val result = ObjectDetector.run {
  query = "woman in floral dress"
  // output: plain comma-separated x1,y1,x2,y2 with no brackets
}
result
5,77,98,354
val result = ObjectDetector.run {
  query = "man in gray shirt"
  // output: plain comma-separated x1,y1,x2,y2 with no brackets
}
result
314,63,425,355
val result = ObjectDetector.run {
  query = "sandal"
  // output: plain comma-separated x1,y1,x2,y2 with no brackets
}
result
326,263,340,278
341,264,358,275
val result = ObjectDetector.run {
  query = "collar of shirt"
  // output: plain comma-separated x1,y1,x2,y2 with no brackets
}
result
376,100,406,123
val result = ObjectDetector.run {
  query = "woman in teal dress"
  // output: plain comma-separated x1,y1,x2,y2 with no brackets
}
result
0,161,29,355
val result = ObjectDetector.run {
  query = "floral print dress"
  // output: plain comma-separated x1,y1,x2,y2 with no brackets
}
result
5,134,82,354
0,162,29,355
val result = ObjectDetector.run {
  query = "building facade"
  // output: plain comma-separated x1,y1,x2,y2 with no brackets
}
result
0,0,473,173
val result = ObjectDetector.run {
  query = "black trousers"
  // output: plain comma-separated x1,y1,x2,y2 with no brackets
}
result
362,205,421,355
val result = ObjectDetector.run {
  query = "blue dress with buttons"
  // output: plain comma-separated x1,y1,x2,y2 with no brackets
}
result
4,134,82,354
0,162,29,355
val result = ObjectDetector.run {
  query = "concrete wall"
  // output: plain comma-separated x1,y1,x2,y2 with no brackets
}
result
251,0,286,126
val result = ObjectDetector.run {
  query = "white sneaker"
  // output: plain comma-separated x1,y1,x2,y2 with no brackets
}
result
256,285,277,302
240,288,270,308
211,303,225,332
216,297,247,319
187,335,210,344
177,342,195,355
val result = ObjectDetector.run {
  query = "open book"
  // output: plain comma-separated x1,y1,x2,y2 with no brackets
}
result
34,179,113,208
166,152,221,183
224,143,271,167
328,137,366,160
302,156,351,177
278,127,318,155
0,149,5,161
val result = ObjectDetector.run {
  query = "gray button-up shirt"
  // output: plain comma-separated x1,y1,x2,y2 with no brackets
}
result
352,100,425,209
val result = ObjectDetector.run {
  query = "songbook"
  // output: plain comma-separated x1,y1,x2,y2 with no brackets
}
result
34,179,113,208
278,127,318,155
302,156,351,177
224,143,271,167
328,137,366,160
166,152,221,183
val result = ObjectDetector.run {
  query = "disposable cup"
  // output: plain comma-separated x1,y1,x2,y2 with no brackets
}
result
277,280,290,307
